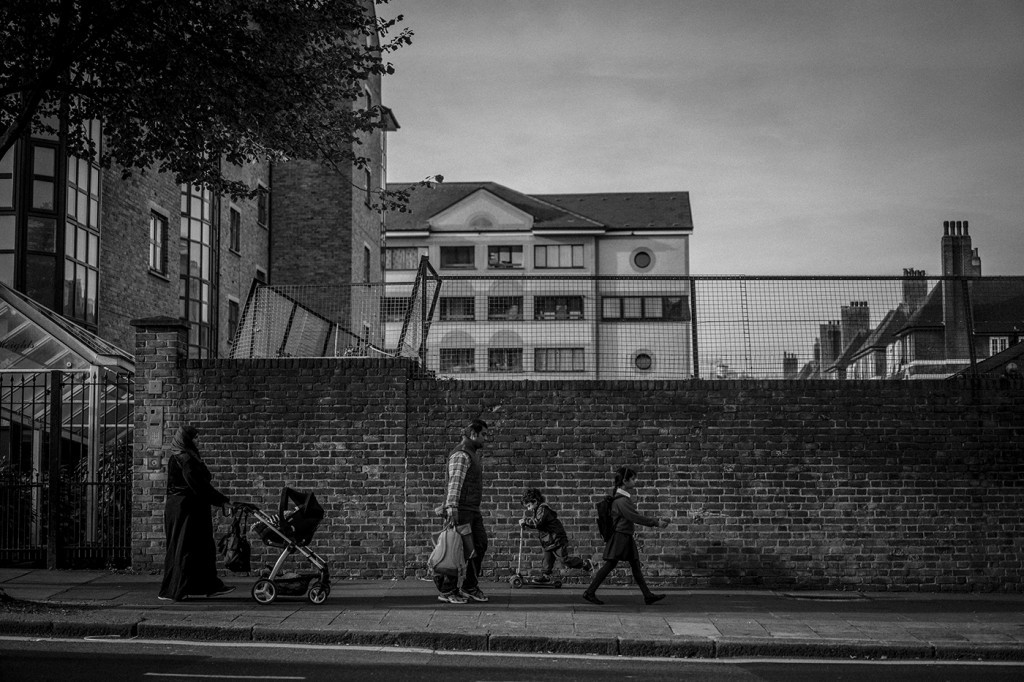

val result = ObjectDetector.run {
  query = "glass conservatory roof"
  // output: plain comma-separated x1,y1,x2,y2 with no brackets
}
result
0,282,134,374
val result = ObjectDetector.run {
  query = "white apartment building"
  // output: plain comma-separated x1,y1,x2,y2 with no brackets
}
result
383,182,693,379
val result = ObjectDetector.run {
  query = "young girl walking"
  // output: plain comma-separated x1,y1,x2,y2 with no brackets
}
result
583,466,670,606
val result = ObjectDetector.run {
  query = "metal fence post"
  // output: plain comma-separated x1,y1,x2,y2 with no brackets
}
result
46,370,62,569
689,278,699,379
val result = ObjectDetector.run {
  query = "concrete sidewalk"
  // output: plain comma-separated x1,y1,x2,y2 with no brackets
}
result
1,568,1023,661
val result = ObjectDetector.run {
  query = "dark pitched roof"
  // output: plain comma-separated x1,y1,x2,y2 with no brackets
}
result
534,192,693,230
898,284,944,332
969,279,1024,334
384,182,692,233
825,330,869,373
853,305,910,358
950,339,1024,377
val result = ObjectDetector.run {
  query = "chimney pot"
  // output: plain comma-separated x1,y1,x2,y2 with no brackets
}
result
944,220,950,235
963,220,969,234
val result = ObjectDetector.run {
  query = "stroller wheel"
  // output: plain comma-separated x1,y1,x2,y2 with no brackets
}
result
307,582,329,605
553,580,563,588
252,578,277,605
511,576,524,588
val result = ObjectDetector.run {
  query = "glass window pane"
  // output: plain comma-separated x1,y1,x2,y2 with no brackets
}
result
558,245,570,267
26,217,55,252
34,146,55,177
66,186,76,218
0,215,15,250
533,246,545,268
76,227,87,261
65,223,75,257
32,179,54,210
25,254,55,307
86,269,97,323
87,233,98,265
0,253,13,286
623,297,642,318
0,177,12,208
89,197,98,227
572,245,583,267
602,298,620,319
645,297,663,318
78,158,89,186
0,148,12,173
75,263,86,315
77,190,88,221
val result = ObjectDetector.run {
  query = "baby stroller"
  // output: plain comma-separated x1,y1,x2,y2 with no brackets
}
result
246,487,330,605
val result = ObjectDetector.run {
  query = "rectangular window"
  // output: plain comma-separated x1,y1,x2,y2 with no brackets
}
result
488,348,523,372
440,296,475,321
601,295,690,321
487,296,523,321
439,245,475,269
227,298,240,345
256,185,268,229
534,295,584,320
382,296,410,322
535,347,585,373
0,147,14,209
228,206,240,253
990,336,1010,356
149,211,168,274
534,244,583,269
385,246,426,270
255,267,267,284
364,245,371,283
487,245,523,269
439,348,475,373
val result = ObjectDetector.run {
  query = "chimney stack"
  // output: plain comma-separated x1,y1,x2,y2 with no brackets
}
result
840,301,870,351
940,219,976,360
901,268,928,311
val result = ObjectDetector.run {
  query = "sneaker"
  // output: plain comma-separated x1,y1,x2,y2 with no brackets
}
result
534,574,552,584
157,595,173,601
207,585,236,597
644,593,666,605
463,587,489,602
437,590,469,604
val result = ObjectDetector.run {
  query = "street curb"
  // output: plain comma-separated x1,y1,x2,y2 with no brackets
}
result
934,643,1024,662
2,616,1024,662
488,634,618,655
714,637,934,660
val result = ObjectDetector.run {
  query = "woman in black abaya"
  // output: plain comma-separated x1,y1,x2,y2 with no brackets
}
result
158,424,235,601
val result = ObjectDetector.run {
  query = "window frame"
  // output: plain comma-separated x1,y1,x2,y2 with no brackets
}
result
488,347,523,373
601,295,689,321
533,243,584,269
228,205,241,254
533,295,584,321
439,347,475,373
487,245,523,269
439,296,475,321
148,210,168,275
990,336,1010,356
439,245,475,269
487,296,523,321
385,246,426,271
534,347,585,373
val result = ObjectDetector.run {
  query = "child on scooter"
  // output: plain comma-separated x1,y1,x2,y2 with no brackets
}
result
519,488,594,582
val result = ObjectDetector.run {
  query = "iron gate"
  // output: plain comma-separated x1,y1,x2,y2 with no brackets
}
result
0,369,133,568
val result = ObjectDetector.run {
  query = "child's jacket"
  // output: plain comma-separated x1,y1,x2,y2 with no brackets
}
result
523,503,569,551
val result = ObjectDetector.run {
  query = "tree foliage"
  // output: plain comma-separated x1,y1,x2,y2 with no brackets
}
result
0,0,431,204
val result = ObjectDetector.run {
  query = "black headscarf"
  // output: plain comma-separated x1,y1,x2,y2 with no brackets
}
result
171,424,199,454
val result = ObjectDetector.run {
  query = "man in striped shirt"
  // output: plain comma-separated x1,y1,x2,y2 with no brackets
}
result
436,418,491,604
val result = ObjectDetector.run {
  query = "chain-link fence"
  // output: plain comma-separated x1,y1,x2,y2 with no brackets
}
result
230,273,1024,380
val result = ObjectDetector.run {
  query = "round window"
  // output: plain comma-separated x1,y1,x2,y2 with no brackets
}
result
632,250,652,270
635,353,653,371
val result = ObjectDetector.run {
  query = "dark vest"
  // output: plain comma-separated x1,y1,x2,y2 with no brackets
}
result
455,447,483,512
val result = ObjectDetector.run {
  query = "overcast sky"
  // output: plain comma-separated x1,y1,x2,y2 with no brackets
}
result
380,0,1024,276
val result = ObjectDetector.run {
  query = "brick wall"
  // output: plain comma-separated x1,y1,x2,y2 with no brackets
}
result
132,321,1024,591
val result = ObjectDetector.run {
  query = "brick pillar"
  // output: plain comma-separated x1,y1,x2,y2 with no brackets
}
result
130,316,189,570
